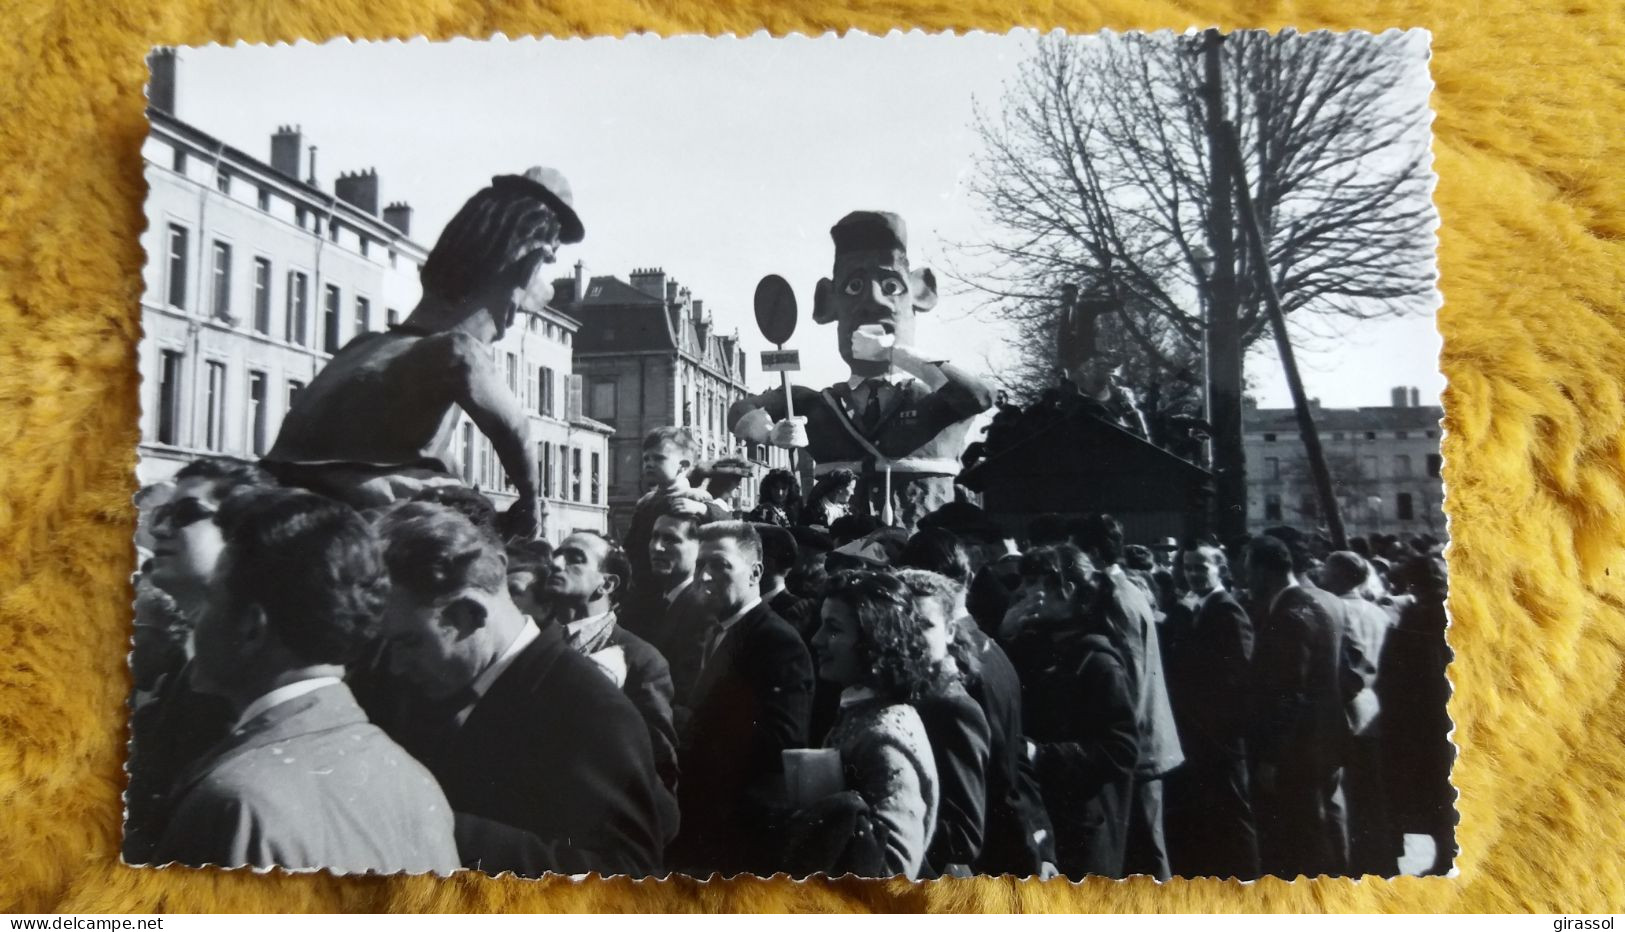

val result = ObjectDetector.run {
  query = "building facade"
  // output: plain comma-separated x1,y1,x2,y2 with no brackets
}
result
556,266,790,538
135,53,609,538
1243,386,1445,539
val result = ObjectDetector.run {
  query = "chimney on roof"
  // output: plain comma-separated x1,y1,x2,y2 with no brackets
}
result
146,48,177,114
306,145,318,186
666,281,678,304
574,261,586,306
270,125,302,178
693,299,705,323
629,267,668,300
1390,386,1408,408
383,201,412,235
334,169,379,215
1410,387,1421,407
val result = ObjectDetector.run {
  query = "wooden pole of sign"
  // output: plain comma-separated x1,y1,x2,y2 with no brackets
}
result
883,466,894,527
777,342,804,483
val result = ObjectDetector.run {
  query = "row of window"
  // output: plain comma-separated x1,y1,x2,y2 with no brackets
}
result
1261,453,1442,481
152,349,302,456
1263,491,1430,523
1259,429,1437,443
453,433,602,506
174,148,398,267
523,313,574,347
164,223,401,352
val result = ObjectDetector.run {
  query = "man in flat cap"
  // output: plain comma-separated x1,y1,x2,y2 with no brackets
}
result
263,168,583,540
728,211,993,534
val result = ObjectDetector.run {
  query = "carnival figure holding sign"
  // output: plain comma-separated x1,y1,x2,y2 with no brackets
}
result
728,211,993,533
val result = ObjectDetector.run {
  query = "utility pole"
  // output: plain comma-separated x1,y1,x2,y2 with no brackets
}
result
1221,121,1349,549
1199,29,1249,543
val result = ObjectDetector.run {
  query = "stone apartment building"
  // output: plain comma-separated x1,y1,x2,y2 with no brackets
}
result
1244,386,1445,539
553,265,790,538
135,50,609,537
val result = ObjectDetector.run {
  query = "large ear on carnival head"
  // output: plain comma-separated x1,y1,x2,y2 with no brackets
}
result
812,278,839,324
910,268,939,313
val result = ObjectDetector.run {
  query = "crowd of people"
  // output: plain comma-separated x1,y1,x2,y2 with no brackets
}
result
126,424,1453,880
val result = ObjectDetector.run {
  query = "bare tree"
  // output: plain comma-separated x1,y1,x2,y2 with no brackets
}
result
953,29,1436,399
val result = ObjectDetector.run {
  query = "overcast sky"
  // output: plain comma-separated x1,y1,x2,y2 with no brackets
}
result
172,31,1443,409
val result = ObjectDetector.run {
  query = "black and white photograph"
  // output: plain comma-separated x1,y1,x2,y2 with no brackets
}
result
126,28,1453,881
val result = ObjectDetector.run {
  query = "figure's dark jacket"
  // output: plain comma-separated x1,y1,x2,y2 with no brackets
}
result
1161,589,1261,879
1164,589,1256,758
912,680,991,875
573,614,680,798
768,587,819,644
669,601,814,875
1374,596,1454,871
123,661,233,864
412,624,676,877
621,579,711,704
1249,585,1374,877
1251,586,1371,774
1006,626,1140,879
954,620,1057,875
751,372,992,531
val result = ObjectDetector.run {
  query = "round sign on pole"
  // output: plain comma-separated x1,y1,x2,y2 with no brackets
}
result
753,274,798,347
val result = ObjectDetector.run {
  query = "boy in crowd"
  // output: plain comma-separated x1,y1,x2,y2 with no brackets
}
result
622,427,730,589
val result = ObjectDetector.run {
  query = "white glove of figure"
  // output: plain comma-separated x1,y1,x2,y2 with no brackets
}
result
850,324,896,362
769,416,809,449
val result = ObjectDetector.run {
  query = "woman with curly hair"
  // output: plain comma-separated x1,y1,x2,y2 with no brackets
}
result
801,468,857,530
801,570,946,878
744,468,800,528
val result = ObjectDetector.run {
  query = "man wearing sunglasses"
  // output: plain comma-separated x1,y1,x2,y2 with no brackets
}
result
126,456,275,864
263,167,584,542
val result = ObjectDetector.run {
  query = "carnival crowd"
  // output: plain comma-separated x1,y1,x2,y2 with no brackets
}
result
126,425,1453,880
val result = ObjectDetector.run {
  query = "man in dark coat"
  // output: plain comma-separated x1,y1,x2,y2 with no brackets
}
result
755,523,818,642
1246,534,1371,878
153,489,459,874
619,503,714,708
1006,623,1139,878
1376,555,1455,875
1074,514,1183,880
544,531,680,798
1162,541,1260,879
1001,545,1141,879
669,522,814,875
379,503,674,876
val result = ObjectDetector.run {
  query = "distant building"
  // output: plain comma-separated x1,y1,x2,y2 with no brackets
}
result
1244,386,1444,539
555,265,790,538
135,50,609,538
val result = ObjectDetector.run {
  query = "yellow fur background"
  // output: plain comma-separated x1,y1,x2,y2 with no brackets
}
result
1,0,1622,914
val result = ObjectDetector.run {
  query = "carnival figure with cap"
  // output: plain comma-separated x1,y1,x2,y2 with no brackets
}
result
263,167,584,540
728,211,993,534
